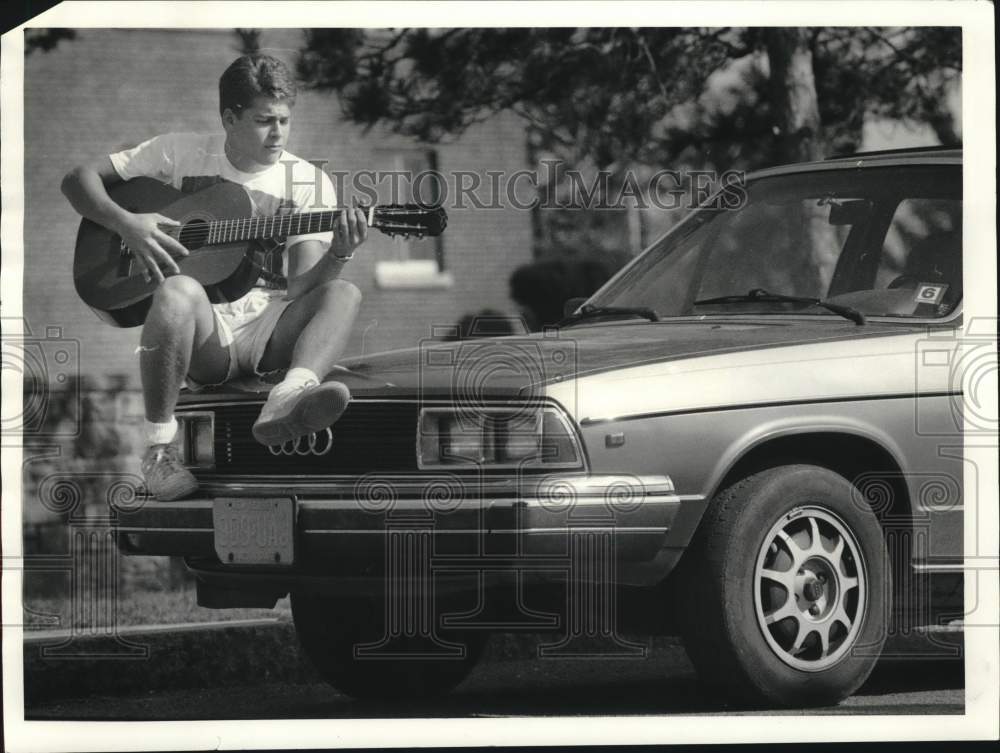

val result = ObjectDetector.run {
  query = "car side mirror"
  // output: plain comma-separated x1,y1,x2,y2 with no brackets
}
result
563,297,587,318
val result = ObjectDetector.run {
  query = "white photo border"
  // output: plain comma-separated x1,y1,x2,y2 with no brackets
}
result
2,2,996,750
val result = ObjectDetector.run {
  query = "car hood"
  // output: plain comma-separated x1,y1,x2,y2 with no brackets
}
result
181,318,933,403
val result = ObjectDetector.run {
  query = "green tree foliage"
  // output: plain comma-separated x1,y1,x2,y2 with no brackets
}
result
509,256,622,329
234,28,262,55
297,27,962,171
297,26,961,317
24,28,76,55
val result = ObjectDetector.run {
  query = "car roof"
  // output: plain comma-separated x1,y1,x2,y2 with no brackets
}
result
749,146,962,181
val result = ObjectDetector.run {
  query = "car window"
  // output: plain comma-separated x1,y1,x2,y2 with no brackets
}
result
610,218,706,310
589,164,962,320
696,199,853,302
877,198,962,290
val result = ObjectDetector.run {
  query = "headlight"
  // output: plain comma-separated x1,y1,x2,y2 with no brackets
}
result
176,412,215,469
417,405,583,470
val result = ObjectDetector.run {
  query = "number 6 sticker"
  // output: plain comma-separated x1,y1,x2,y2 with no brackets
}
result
914,283,948,304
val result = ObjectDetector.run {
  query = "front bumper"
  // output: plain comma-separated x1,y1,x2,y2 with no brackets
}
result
117,474,682,588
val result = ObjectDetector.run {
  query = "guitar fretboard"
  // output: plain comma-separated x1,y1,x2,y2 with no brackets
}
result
203,209,369,244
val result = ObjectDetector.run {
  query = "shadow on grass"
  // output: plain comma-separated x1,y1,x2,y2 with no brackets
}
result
22,589,292,631
859,656,964,695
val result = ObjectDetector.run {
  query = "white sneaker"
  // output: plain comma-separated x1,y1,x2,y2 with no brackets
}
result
252,378,351,446
141,443,198,501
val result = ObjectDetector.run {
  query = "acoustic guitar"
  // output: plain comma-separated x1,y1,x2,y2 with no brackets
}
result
73,177,448,327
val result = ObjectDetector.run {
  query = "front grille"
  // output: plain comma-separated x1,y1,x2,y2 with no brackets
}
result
209,400,420,475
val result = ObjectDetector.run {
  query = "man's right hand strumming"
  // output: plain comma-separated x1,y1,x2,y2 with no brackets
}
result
115,212,188,283
61,159,189,284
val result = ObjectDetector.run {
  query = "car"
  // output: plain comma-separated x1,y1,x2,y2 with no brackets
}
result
116,146,966,707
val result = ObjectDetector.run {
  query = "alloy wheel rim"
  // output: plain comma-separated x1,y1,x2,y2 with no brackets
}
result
753,506,868,672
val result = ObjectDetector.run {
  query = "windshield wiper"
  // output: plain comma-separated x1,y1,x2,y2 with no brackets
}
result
560,304,660,326
693,288,866,325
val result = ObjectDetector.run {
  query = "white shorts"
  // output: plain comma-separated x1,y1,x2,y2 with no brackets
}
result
185,288,292,391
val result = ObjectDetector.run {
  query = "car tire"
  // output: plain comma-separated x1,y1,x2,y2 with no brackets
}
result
677,464,890,707
291,593,485,701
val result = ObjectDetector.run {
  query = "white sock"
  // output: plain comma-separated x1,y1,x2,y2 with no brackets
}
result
282,367,319,387
144,417,178,446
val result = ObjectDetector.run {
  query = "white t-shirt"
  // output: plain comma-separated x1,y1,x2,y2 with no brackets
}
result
109,132,336,286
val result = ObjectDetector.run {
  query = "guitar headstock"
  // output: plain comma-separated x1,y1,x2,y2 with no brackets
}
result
371,204,448,239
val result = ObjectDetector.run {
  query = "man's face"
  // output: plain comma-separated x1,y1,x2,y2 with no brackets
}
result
223,96,292,171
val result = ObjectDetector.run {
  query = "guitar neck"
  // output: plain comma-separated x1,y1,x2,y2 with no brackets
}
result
204,207,374,245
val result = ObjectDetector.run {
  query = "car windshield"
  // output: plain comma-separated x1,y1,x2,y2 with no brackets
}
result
588,165,962,320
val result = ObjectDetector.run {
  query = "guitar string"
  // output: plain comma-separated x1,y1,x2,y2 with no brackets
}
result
129,222,428,277
170,210,343,244
172,215,305,244
169,215,427,243
166,207,432,245
127,216,427,275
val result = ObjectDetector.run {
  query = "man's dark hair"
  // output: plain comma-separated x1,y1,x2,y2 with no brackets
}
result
219,54,297,116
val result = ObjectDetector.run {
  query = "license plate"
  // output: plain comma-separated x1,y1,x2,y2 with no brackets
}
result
213,498,294,566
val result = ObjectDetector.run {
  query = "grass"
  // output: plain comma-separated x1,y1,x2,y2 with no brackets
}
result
22,589,293,631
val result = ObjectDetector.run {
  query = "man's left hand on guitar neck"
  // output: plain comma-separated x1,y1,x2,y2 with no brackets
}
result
285,206,368,300
328,205,369,262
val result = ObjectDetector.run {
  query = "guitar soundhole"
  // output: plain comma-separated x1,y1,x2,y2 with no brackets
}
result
180,219,210,250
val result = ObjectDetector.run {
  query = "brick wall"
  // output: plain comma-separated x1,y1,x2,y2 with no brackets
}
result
24,28,534,385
